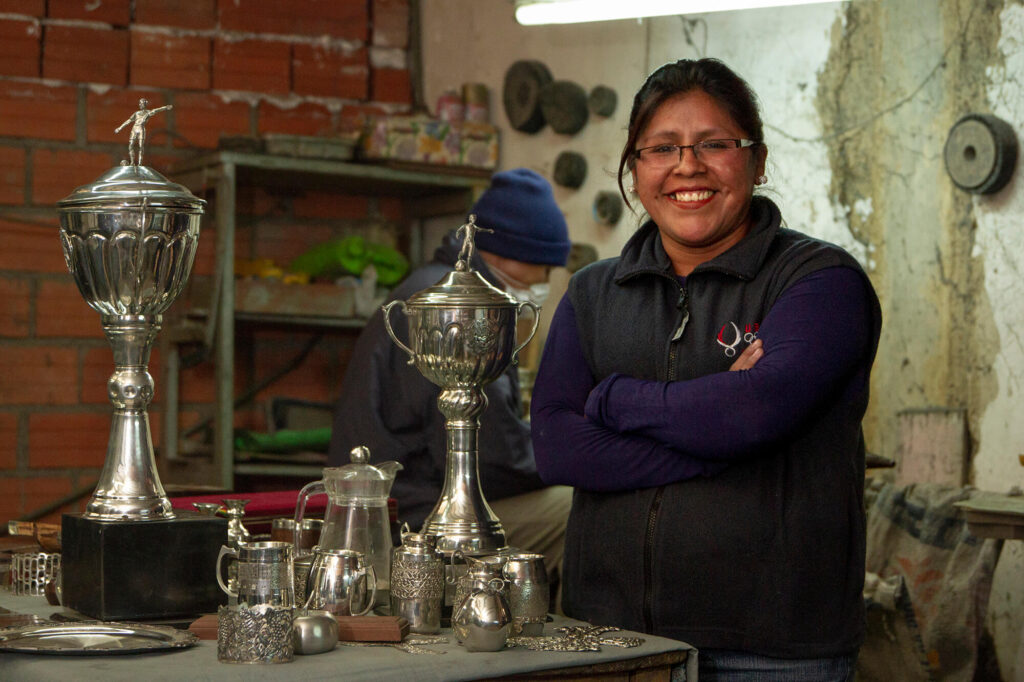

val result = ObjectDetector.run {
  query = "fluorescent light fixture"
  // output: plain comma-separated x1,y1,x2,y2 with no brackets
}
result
515,0,833,25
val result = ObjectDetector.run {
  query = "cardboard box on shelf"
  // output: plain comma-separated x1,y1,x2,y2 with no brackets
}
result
360,116,499,169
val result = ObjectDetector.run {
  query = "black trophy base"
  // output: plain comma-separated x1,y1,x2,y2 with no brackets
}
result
62,511,228,621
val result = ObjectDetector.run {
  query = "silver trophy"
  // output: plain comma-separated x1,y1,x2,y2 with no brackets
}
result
56,101,204,521
382,216,540,557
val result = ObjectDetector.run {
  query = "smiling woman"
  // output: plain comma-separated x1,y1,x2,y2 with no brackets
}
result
531,58,883,682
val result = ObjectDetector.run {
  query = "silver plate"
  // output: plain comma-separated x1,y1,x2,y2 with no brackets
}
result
0,622,199,655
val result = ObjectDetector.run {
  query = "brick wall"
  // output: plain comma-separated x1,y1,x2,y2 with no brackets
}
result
0,0,413,523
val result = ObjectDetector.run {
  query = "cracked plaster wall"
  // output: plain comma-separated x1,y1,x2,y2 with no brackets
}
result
421,0,1024,675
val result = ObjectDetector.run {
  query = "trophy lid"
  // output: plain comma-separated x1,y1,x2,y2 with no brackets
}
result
57,163,205,213
404,215,518,308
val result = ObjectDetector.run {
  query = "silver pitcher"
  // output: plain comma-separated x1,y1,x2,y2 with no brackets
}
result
303,547,377,617
55,101,203,521
390,532,445,634
216,541,296,608
382,215,540,561
502,552,549,635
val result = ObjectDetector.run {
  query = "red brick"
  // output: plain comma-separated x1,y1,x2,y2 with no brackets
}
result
180,360,216,404
0,146,26,205
250,222,337,264
23,476,75,523
257,101,333,137
0,347,78,405
29,412,109,468
0,413,17,469
0,18,41,78
0,277,31,338
43,24,129,86
377,195,403,221
371,67,411,105
0,81,77,141
32,148,114,206
0,217,67,274
48,0,131,24
237,187,287,218
172,92,250,149
135,0,217,30
249,340,337,403
81,346,113,404
338,103,386,134
130,30,211,90
293,44,368,100
36,279,103,338
0,476,20,522
0,0,44,15
219,0,368,41
190,223,217,277
86,89,170,145
372,0,409,49
293,192,369,220
213,38,290,95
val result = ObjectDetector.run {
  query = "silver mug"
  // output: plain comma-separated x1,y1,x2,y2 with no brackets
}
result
216,541,295,608
304,547,377,617
502,552,549,635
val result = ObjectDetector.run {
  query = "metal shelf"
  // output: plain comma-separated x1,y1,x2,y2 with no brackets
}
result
161,151,488,490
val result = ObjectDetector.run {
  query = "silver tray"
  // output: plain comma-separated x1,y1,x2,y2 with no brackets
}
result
0,622,199,655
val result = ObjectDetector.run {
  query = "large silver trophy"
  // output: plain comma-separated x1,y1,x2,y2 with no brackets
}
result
382,216,540,556
56,101,204,521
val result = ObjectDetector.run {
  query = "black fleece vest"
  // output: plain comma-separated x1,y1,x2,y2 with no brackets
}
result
563,197,881,657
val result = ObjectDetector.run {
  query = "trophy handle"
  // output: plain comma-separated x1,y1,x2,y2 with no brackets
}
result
381,300,416,365
510,301,541,366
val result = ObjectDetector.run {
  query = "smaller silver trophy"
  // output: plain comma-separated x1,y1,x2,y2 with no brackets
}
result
56,100,204,521
382,216,540,557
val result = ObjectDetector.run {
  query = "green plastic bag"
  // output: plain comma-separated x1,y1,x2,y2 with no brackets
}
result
288,236,409,286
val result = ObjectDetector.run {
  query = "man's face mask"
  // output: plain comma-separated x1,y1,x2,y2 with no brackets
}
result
490,265,551,307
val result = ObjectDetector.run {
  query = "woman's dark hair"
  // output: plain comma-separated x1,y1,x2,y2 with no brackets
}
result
617,58,765,208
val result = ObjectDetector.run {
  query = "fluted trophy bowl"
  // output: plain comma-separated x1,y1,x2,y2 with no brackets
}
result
57,155,204,521
382,216,540,565
59,169,200,316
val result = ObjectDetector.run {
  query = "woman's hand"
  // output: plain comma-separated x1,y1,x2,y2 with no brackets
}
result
729,338,763,371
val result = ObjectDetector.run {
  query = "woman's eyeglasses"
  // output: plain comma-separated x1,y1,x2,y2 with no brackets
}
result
634,139,758,167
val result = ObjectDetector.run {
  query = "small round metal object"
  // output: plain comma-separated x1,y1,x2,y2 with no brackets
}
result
291,610,339,655
553,151,587,188
588,85,617,117
943,113,1018,194
503,60,553,133
538,80,589,135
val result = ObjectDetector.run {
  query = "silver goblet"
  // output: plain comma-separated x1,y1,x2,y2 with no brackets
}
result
56,112,204,521
382,216,540,558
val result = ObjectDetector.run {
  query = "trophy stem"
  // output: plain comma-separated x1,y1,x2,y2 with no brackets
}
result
420,386,506,555
86,314,175,521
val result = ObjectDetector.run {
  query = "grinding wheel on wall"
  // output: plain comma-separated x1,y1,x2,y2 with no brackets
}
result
553,151,587,189
503,60,554,133
943,113,1018,195
538,80,589,135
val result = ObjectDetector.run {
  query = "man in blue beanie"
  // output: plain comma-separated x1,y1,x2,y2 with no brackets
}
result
328,168,572,608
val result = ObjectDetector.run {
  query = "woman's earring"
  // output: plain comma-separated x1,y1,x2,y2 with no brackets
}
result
755,175,767,185
628,184,638,195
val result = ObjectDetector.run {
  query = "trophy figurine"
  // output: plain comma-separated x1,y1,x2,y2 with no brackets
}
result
56,102,204,521
382,215,540,557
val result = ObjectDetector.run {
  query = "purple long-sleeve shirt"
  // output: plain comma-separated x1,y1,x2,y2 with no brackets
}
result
530,266,872,492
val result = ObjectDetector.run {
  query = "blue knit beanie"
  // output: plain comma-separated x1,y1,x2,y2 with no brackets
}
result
471,168,570,267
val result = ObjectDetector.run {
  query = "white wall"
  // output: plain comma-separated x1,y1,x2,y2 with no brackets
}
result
421,1,1024,676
